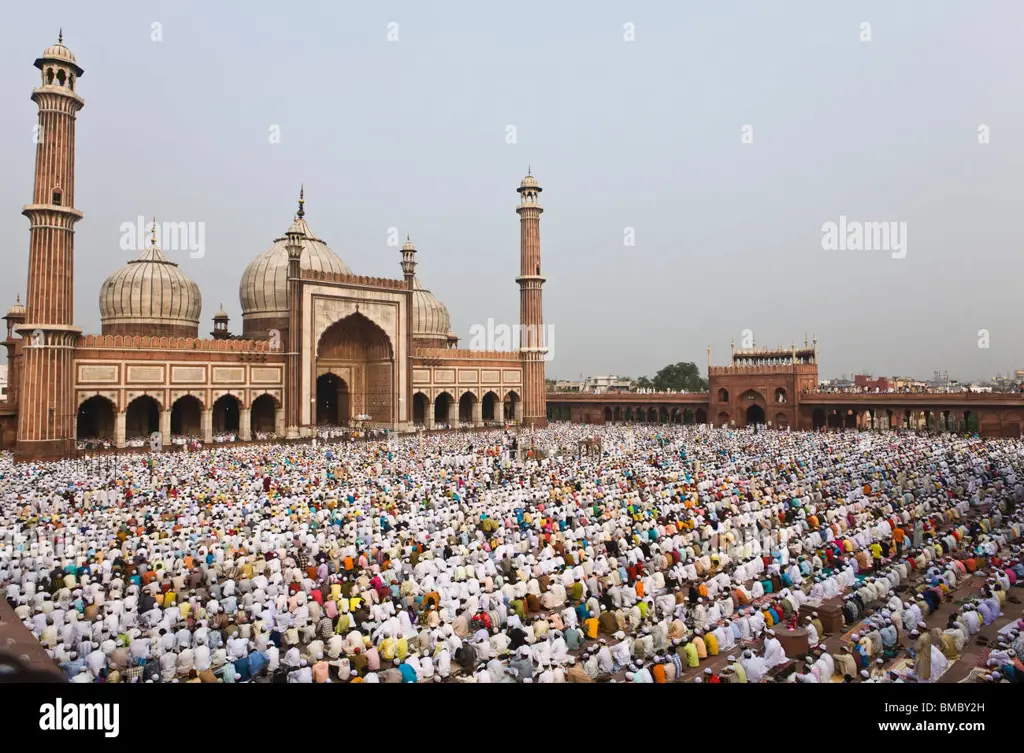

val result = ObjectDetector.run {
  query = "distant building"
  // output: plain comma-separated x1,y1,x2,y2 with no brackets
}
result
854,374,889,391
588,375,632,393
552,375,632,393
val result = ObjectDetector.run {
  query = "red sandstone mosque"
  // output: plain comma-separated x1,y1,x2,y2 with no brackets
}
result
0,36,548,460
4,35,1024,460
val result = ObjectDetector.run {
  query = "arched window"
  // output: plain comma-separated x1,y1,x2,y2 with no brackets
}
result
774,387,787,403
717,388,729,402
46,67,55,85
51,188,62,206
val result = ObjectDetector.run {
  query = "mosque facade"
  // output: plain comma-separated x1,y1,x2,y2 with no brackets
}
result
0,37,548,461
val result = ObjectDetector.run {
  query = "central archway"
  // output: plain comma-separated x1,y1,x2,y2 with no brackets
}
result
317,312,395,426
316,373,351,426
746,404,766,426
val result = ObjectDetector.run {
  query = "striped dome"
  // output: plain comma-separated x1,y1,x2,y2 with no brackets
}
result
99,242,202,334
412,277,451,344
239,216,351,323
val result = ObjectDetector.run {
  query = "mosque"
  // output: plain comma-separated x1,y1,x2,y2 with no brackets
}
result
0,35,548,461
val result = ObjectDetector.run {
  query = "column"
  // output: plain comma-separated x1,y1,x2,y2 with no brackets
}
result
159,410,171,447
240,407,251,441
424,407,434,431
275,406,285,437
472,398,483,428
514,397,523,423
202,409,213,443
447,399,458,426
115,412,126,449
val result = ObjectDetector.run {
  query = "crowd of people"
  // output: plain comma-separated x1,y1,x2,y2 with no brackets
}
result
2,422,1022,684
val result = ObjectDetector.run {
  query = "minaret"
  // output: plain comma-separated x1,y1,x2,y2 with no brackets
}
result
16,33,86,461
284,186,305,438
516,169,547,428
400,235,417,287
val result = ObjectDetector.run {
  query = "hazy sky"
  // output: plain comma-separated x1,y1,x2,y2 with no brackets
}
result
2,1,1022,382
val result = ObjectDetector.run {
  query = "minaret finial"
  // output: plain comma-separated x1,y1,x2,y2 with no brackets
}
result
16,294,21,304
150,217,157,247
527,164,531,176
297,184,305,219
58,28,63,44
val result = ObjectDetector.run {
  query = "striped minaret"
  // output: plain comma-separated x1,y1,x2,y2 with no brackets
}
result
15,32,85,461
284,187,305,439
516,169,548,428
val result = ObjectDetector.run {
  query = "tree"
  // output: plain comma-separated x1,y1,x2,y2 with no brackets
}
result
633,376,654,391
652,362,708,392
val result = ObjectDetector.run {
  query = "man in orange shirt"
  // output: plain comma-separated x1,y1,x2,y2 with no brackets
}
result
893,526,906,555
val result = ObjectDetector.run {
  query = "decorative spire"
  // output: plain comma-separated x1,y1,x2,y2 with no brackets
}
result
150,217,157,247
16,294,20,305
58,28,63,44
527,164,531,176
297,184,305,219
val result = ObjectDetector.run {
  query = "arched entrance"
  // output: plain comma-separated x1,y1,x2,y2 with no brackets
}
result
434,393,454,425
171,395,202,435
774,412,789,428
482,391,499,422
251,393,278,435
213,394,241,434
716,411,731,427
317,312,394,426
694,408,707,424
812,408,826,430
316,373,350,426
77,396,115,442
413,393,429,426
459,392,476,424
504,391,520,422
746,404,765,426
126,395,160,439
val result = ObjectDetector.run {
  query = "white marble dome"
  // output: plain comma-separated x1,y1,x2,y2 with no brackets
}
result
239,215,351,323
99,242,202,333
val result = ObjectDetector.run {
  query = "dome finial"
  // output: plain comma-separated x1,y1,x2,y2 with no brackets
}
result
58,28,63,44
16,294,21,304
150,217,157,247
297,184,305,219
527,164,531,176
